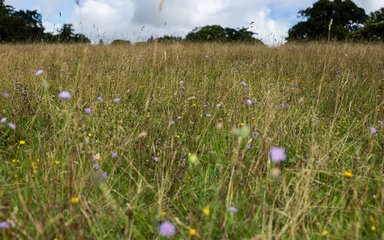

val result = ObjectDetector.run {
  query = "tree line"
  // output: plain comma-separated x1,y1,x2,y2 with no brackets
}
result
0,0,89,43
1,0,383,44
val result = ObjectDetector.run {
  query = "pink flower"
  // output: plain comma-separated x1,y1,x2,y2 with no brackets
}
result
269,147,286,163
58,91,72,99
159,221,176,237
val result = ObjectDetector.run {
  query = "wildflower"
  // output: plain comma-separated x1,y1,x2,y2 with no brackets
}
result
7,123,16,130
189,228,197,236
0,221,10,229
240,81,248,87
11,159,16,163
97,97,104,103
1,92,10,98
228,207,238,213
371,225,376,231
343,170,353,177
19,140,26,145
0,118,7,123
252,131,259,138
321,229,328,236
246,143,251,150
159,221,176,237
153,156,159,162
34,69,44,76
269,147,287,163
206,113,212,118
58,91,72,99
370,127,377,135
169,121,175,126
271,167,281,178
54,160,60,164
84,108,92,114
111,152,118,158
113,98,120,103
93,163,100,170
202,207,210,216
160,210,167,216
70,197,79,203
216,103,222,108
87,133,93,137
281,103,289,109
245,99,253,106
101,172,108,179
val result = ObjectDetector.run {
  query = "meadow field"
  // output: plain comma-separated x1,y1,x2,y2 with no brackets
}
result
0,42,383,239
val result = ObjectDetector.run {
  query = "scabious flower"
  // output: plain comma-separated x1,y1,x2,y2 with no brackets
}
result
0,221,10,229
370,127,377,135
1,92,10,98
58,91,72,99
240,81,248,87
252,131,259,138
228,207,238,213
281,103,289,109
84,108,92,114
269,147,286,163
246,143,251,150
159,221,176,237
111,152,118,158
0,118,7,123
216,103,222,108
97,97,104,103
153,156,159,162
245,99,252,106
93,163,100,170
101,172,108,179
8,123,16,130
34,69,44,76
113,98,120,103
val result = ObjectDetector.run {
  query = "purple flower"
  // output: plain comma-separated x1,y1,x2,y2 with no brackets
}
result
0,118,7,123
228,207,238,213
97,97,104,103
269,147,286,163
370,127,377,135
245,99,252,106
1,92,10,98
58,91,72,99
113,98,120,103
281,103,289,109
111,152,118,158
93,163,100,170
84,108,92,114
216,103,222,108
159,221,176,237
7,123,16,130
246,143,251,150
252,131,259,138
34,69,44,76
0,221,10,229
101,172,108,179
240,81,248,87
153,156,159,162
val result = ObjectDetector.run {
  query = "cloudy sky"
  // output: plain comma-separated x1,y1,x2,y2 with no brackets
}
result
5,0,384,45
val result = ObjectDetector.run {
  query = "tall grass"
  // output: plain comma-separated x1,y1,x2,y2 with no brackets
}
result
0,42,383,239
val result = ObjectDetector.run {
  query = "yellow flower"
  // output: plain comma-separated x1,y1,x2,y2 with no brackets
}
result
54,160,61,165
160,210,167,216
189,228,197,236
12,159,16,163
19,140,26,145
343,170,353,177
321,229,328,236
70,197,80,203
203,207,210,216
371,225,376,231
192,103,197,107
239,122,245,126
87,133,93,137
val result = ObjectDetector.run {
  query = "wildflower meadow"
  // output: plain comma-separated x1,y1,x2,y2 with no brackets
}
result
0,42,383,239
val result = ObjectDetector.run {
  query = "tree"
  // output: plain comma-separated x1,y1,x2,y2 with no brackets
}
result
56,24,90,43
351,8,384,41
287,0,367,41
185,25,263,44
147,35,182,43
